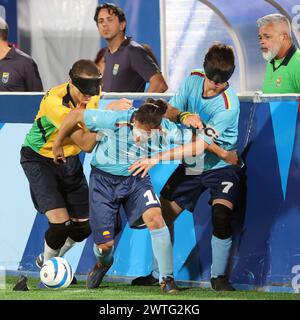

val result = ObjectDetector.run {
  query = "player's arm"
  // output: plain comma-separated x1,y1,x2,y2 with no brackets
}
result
69,129,97,153
128,135,208,177
53,109,91,163
164,103,203,129
206,142,238,165
164,74,203,128
129,129,238,177
130,45,168,93
146,73,168,93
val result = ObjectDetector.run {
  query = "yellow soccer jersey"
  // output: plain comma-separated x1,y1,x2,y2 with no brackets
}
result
23,82,100,158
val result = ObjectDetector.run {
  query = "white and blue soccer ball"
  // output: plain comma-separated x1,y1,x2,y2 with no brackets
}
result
40,257,73,289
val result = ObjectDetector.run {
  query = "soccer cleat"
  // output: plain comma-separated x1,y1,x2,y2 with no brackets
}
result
160,276,179,294
86,261,112,289
13,275,29,291
210,275,236,291
131,273,159,286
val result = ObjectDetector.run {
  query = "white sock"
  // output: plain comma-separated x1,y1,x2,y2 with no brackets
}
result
59,237,76,257
43,241,60,262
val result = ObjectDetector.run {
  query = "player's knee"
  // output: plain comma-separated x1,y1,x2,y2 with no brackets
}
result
68,220,91,242
212,204,232,239
145,211,165,230
45,220,71,250
97,240,114,252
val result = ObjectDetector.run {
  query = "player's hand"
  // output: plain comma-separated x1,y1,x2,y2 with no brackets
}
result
53,141,66,165
182,114,204,129
128,157,159,178
105,99,133,111
223,150,239,165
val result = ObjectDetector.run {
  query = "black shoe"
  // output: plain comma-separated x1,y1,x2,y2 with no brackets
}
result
131,273,159,286
70,276,77,285
86,261,112,289
160,276,179,294
211,276,235,291
13,275,29,291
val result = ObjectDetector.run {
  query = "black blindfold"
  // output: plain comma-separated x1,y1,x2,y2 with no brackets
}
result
204,60,235,84
69,71,101,96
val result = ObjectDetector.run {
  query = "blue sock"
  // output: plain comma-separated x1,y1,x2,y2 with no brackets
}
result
93,243,114,267
150,225,173,283
211,235,232,278
151,254,159,280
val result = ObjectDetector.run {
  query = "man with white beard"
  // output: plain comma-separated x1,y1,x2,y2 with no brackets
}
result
257,13,300,93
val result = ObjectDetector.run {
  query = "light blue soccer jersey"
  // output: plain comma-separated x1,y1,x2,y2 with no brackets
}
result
169,69,240,172
84,108,192,176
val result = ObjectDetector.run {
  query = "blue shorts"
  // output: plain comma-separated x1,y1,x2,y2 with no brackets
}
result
89,166,161,244
161,165,243,212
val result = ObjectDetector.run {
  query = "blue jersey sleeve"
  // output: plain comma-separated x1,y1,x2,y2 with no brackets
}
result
197,108,238,145
84,109,133,131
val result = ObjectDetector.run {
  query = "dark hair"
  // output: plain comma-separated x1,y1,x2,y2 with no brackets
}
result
0,29,8,41
142,44,159,66
135,98,168,127
204,43,235,83
94,47,107,65
0,18,8,41
94,3,126,32
70,59,100,78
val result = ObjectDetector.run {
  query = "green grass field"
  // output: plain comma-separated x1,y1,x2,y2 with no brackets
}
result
0,276,299,300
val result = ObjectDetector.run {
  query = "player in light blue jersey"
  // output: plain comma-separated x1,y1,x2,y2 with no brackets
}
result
131,43,243,291
52,96,237,294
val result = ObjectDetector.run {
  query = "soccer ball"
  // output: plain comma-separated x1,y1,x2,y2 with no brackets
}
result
40,257,73,289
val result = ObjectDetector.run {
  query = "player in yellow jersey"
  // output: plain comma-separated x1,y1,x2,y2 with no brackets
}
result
20,60,102,286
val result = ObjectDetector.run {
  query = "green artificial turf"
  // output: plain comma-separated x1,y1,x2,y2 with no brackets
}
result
0,276,299,300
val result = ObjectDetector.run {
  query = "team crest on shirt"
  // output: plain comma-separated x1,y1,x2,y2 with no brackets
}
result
1,72,9,84
112,64,120,75
276,76,282,88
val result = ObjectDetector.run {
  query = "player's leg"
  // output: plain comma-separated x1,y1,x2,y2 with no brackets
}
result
20,148,71,266
86,240,115,289
210,199,235,291
142,206,179,293
144,197,183,283
206,166,242,291
86,166,119,289
57,155,91,259
43,208,72,262
132,164,203,286
58,218,91,257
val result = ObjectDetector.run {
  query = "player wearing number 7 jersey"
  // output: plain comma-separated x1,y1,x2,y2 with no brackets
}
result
131,43,243,291
52,96,237,294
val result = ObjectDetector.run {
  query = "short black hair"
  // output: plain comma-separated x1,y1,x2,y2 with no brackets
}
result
94,3,126,26
135,98,168,128
70,59,100,78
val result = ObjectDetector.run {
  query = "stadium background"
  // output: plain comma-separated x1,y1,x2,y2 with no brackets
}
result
1,0,300,293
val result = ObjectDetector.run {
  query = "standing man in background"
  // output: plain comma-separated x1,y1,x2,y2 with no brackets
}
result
258,13,300,93
94,3,168,93
0,17,43,92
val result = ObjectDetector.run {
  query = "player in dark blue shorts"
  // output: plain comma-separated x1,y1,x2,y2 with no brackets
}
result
130,43,243,291
53,96,237,293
